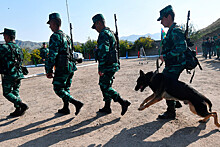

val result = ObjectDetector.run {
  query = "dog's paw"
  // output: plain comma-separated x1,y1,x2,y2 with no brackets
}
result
199,119,209,123
138,106,144,111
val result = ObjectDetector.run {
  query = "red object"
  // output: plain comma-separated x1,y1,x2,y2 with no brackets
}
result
89,54,91,60
138,51,140,58
195,46,198,55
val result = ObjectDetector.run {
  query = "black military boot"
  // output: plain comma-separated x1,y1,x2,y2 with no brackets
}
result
98,100,112,114
158,100,176,119
19,102,29,116
175,101,182,108
10,107,21,117
117,97,131,116
69,99,83,115
58,102,70,115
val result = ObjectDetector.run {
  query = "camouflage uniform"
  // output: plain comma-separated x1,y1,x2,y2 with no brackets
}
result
97,27,120,102
0,28,28,116
40,44,49,63
205,38,212,59
46,13,83,115
202,39,206,57
216,35,220,59
92,14,130,115
157,5,186,119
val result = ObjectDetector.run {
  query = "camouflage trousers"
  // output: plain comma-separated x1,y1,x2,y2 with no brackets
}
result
2,76,22,108
163,65,184,109
52,71,76,103
217,48,220,58
99,72,120,102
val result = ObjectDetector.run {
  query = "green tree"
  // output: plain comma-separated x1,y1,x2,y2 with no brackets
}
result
31,49,41,64
22,48,31,65
133,36,154,51
83,37,97,59
74,43,83,53
119,40,133,57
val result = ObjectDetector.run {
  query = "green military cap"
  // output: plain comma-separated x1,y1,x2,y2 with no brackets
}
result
47,13,61,24
157,5,174,21
91,14,105,29
0,28,16,36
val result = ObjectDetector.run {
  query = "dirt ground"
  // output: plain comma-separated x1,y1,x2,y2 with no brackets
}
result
0,55,219,147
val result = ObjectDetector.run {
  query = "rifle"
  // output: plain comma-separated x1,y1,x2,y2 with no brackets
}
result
66,0,75,52
114,14,120,60
185,10,194,47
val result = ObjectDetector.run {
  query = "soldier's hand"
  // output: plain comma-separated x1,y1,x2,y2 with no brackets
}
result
98,71,104,76
46,73,53,79
159,55,164,62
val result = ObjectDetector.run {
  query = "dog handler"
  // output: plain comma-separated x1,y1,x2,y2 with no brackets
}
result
157,5,187,119
91,14,130,115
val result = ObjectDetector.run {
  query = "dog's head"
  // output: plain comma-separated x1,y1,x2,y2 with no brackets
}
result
135,70,154,92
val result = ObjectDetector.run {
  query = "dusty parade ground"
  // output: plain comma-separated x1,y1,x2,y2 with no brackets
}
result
0,55,219,147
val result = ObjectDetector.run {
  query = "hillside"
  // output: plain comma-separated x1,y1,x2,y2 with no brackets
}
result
0,40,43,50
198,18,220,37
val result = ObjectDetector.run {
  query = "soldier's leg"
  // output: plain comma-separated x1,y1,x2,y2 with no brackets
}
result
158,67,184,119
99,72,130,115
2,79,28,116
53,72,83,115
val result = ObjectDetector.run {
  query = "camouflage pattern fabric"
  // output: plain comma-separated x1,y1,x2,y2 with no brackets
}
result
161,22,187,75
45,30,77,102
40,47,49,61
216,38,220,59
202,41,207,57
97,27,120,102
0,41,24,108
161,23,187,108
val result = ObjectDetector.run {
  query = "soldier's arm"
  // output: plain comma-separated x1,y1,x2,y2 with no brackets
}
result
166,28,187,59
45,33,61,73
97,32,110,73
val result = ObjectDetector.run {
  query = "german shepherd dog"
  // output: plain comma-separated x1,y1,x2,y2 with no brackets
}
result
135,70,220,127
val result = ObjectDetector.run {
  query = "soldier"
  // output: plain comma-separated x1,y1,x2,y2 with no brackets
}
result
91,14,130,115
202,37,207,58
40,42,49,63
205,37,212,59
157,5,187,119
211,37,216,56
45,13,83,115
216,34,220,60
0,28,28,117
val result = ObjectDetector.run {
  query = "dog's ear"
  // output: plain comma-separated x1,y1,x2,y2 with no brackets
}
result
140,70,145,77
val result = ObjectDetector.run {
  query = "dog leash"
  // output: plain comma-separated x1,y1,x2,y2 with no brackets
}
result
156,58,163,73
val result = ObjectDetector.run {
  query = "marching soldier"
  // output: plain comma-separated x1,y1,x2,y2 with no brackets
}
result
40,42,49,63
91,14,130,115
45,13,83,115
0,28,28,117
157,5,187,119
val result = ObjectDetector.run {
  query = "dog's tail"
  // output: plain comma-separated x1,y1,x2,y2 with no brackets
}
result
204,98,212,112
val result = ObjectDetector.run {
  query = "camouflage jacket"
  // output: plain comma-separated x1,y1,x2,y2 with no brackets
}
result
40,47,49,59
45,30,77,74
0,41,24,80
162,23,187,67
97,27,119,73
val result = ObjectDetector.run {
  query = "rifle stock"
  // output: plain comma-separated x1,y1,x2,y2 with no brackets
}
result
114,14,120,60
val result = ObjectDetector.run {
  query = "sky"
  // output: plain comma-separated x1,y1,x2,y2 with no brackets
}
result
0,0,219,43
